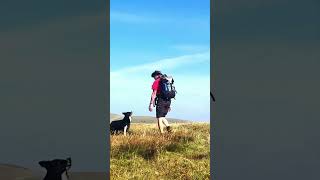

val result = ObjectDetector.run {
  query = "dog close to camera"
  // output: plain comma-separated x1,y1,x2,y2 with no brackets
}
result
39,157,71,180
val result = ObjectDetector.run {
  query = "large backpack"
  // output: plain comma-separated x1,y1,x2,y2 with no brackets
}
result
159,74,177,100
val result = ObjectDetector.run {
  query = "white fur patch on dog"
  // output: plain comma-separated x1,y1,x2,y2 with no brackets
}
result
124,125,128,136
62,171,69,180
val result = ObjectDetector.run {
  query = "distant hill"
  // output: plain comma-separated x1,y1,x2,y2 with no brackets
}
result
110,113,191,123
0,164,35,180
110,113,122,121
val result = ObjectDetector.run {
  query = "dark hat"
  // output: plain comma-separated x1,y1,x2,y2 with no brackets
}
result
151,70,162,78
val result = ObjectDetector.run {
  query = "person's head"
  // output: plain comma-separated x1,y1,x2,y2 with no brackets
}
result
151,70,162,79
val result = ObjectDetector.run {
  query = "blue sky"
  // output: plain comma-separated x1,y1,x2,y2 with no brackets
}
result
110,0,210,122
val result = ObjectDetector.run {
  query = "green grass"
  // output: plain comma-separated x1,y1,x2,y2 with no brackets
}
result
110,123,210,180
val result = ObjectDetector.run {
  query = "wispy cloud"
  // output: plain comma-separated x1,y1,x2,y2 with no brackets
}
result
110,11,161,23
171,44,209,52
110,52,210,122
110,11,209,26
111,51,210,77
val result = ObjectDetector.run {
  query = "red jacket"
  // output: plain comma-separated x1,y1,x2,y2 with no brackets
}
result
151,78,161,95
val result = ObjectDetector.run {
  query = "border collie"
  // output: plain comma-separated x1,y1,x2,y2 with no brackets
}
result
110,111,132,136
39,157,71,180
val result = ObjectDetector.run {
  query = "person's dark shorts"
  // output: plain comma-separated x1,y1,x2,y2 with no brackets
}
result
156,97,171,118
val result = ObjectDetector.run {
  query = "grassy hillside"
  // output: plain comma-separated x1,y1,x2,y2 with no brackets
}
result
110,113,123,120
110,123,210,180
110,113,191,123
0,164,35,180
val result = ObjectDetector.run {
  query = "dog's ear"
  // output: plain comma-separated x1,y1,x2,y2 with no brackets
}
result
66,157,72,165
122,112,125,115
39,161,48,168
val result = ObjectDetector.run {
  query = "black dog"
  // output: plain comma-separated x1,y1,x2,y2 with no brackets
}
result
39,157,71,180
110,111,132,136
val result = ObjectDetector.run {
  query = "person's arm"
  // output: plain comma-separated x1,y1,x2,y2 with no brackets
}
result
150,90,157,106
149,79,161,111
149,90,157,111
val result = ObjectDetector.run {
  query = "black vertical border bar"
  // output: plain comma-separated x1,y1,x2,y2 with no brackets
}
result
106,0,111,177
210,0,216,179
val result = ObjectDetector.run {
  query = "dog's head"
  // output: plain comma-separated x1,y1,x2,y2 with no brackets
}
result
122,111,133,122
39,157,71,173
122,111,133,117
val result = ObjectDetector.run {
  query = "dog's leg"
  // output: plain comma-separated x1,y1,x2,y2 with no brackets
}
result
61,171,69,180
123,125,128,136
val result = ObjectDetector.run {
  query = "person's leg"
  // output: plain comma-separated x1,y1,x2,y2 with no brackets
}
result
156,98,165,134
162,99,172,132
160,117,172,132
157,117,165,133
156,98,173,133
161,117,170,127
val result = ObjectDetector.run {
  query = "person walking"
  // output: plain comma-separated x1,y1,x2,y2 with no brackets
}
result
148,70,172,133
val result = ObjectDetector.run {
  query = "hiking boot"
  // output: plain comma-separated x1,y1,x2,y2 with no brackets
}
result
166,126,172,133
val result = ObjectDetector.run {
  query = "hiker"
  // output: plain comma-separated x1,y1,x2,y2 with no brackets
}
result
148,70,174,133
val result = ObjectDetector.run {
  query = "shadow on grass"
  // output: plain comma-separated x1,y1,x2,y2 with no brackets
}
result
189,153,210,160
111,133,196,160
165,143,185,152
112,144,159,160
